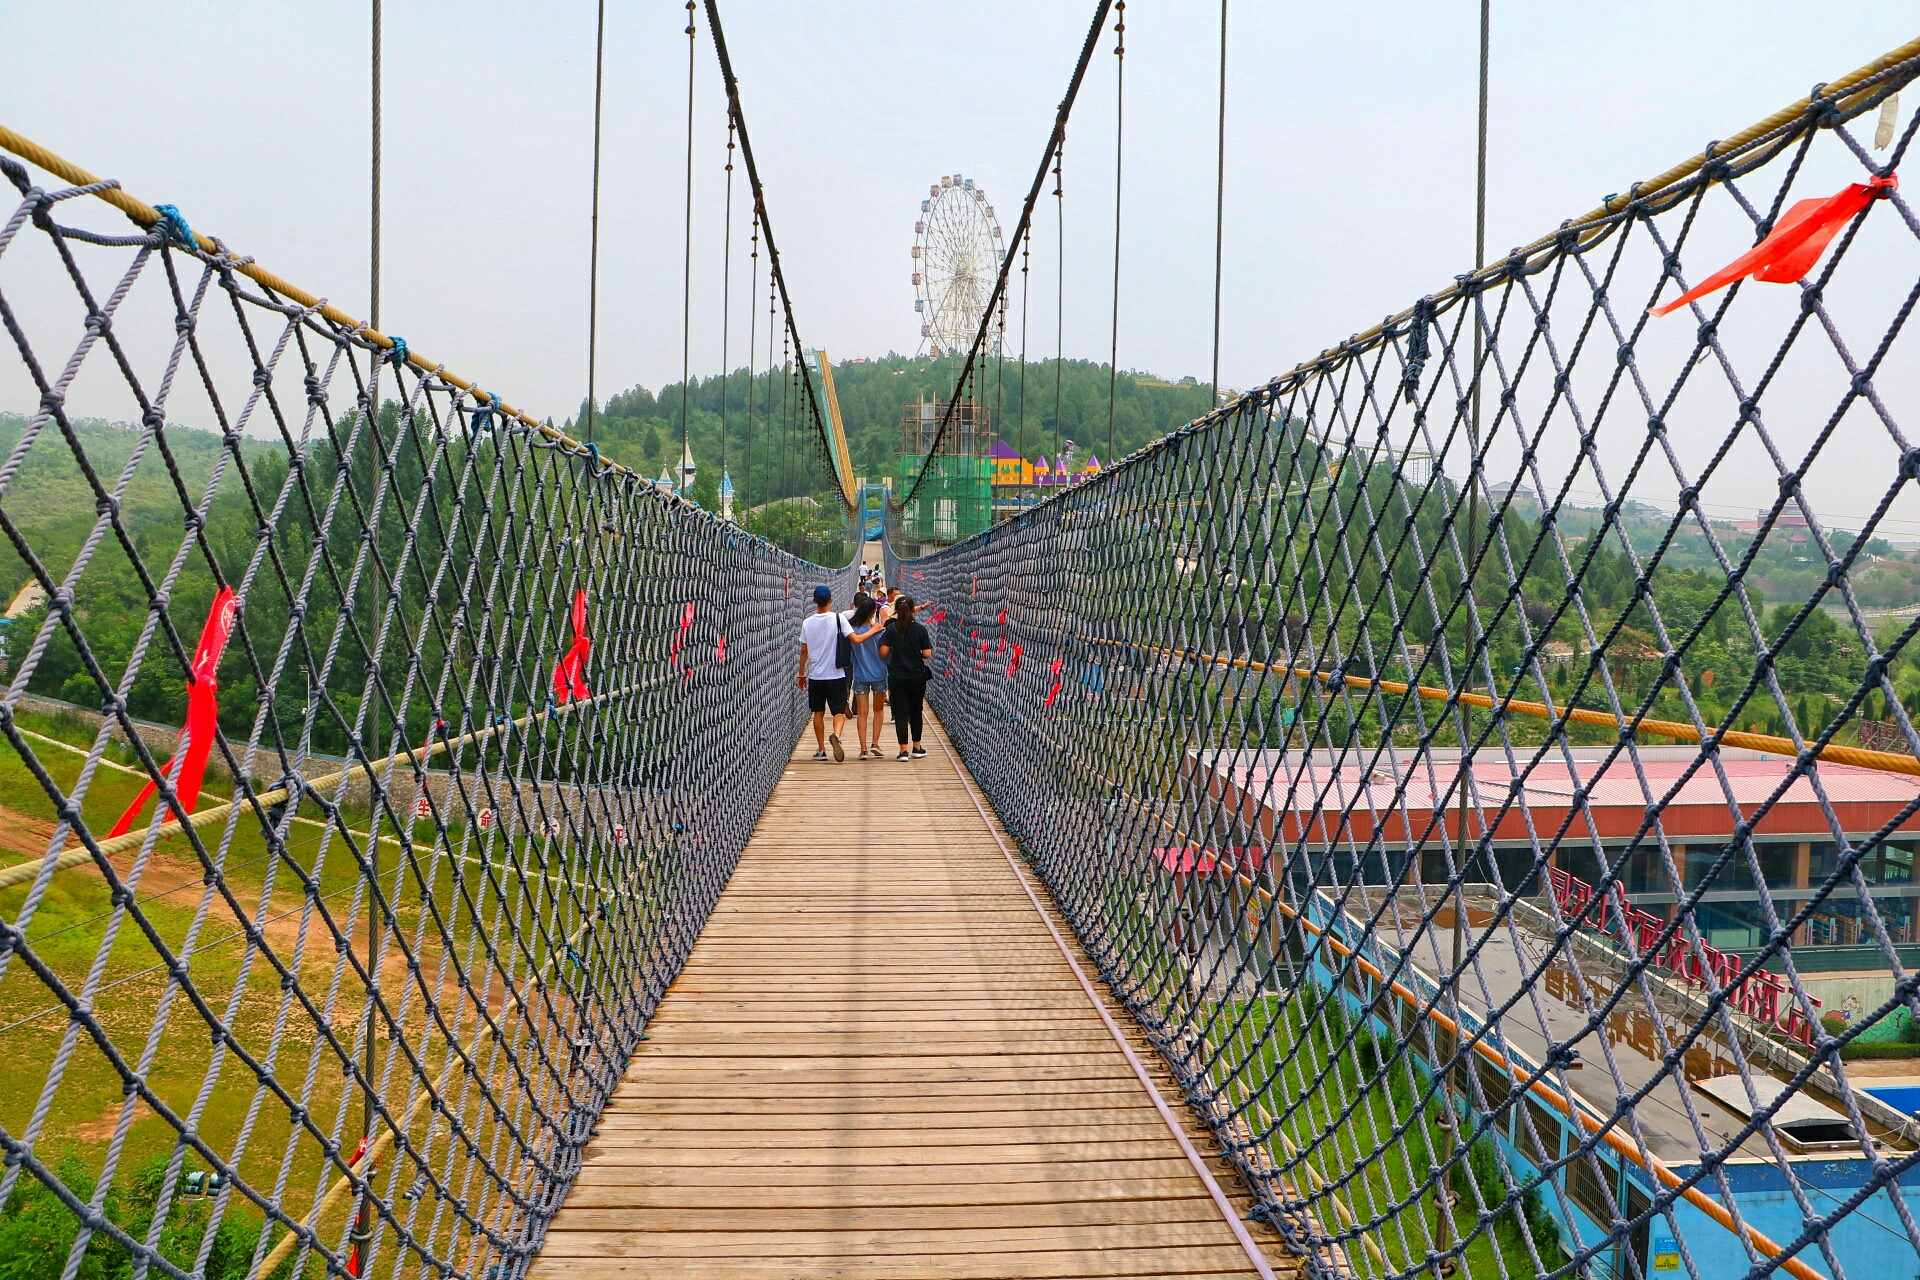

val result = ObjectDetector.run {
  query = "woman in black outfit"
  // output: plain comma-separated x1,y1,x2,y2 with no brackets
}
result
878,593,934,760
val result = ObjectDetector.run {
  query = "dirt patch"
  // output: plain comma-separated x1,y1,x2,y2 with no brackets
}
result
0,805,73,861
71,1095,151,1145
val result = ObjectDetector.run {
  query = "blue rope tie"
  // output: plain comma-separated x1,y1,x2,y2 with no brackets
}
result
151,204,196,252
471,392,501,436
386,336,409,368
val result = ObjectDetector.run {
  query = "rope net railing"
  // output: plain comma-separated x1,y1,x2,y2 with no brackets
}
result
894,44,1920,1280
0,141,851,1280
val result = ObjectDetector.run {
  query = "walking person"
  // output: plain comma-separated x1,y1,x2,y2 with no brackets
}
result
845,594,889,758
797,584,852,761
879,593,934,760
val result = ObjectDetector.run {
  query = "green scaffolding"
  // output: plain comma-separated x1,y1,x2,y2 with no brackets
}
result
898,452,994,544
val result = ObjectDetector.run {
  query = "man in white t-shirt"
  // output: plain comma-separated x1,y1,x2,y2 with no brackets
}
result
796,583,851,761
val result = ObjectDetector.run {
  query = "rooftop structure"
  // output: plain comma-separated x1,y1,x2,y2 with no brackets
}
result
1189,746,1920,961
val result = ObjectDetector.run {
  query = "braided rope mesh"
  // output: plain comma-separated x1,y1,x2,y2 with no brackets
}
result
0,155,853,1278
894,56,1920,1280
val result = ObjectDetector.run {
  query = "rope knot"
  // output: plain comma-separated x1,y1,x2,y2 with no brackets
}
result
1401,297,1435,404
152,203,196,251
386,335,409,367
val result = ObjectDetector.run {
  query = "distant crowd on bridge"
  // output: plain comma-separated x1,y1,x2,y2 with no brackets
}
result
795,566,933,764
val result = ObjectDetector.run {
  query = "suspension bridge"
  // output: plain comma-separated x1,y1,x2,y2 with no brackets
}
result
5,5,1920,1280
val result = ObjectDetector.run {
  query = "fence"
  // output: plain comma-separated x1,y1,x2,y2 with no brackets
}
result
0,138,852,1279
897,41,1920,1280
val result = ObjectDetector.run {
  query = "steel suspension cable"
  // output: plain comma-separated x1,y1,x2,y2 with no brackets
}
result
721,116,736,496
1019,227,1031,468
1054,138,1066,461
703,0,844,508
1209,0,1227,404
680,0,697,496
897,0,1114,513
1105,0,1124,462
353,3,385,1266
744,210,760,510
585,0,606,445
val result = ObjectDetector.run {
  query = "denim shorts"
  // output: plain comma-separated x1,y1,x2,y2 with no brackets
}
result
852,679,888,696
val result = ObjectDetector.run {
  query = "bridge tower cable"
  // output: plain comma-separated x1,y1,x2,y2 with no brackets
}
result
896,0,1115,515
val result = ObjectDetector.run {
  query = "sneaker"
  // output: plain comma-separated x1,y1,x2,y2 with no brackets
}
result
911,746,927,758
896,751,911,762
828,734,845,762
812,749,829,761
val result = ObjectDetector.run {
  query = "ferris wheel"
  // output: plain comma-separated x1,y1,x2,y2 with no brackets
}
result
912,174,1005,358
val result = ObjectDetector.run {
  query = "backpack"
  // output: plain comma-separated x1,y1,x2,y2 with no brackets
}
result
835,612,855,673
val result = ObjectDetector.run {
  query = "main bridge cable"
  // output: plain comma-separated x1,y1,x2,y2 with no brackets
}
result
896,0,1116,514
1245,35,1920,405
702,0,849,514
0,124,643,481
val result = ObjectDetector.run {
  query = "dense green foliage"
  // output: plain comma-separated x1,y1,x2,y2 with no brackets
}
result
0,406,572,762
574,354,1216,511
0,1153,280,1280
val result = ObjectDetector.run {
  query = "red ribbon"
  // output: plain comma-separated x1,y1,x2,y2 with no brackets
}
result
1049,656,1064,677
1005,644,1023,677
551,590,591,704
110,587,237,838
716,635,728,663
995,608,1007,626
344,1135,371,1276
1650,174,1896,316
1045,679,1063,707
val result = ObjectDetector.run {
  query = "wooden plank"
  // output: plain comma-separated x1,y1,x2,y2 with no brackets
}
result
529,716,1289,1279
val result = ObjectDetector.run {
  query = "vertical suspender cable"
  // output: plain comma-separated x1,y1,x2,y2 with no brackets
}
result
995,301,1006,474
1210,0,1227,404
1467,0,1489,638
370,1,382,335
745,212,760,510
1018,230,1031,470
721,118,736,500
586,0,606,445
1054,140,1065,461
681,1,698,497
353,2,382,1271
1106,0,1125,462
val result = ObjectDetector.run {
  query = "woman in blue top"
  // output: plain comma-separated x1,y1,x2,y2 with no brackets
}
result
844,593,890,759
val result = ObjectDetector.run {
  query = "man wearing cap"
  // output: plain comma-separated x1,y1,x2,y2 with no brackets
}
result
796,583,852,761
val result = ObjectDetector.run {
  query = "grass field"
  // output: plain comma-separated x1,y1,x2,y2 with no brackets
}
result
0,706,640,1278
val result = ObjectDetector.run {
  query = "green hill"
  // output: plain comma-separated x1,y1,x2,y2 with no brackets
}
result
573,354,1220,505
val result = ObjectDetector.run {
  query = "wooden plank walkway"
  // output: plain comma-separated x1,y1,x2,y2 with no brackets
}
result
532,711,1292,1280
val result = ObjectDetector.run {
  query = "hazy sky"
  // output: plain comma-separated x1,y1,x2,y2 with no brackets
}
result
6,2,1919,527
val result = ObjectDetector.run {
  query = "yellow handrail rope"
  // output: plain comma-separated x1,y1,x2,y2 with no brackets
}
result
1054,742,1827,1280
0,680,647,893
0,123,637,480
1081,633,1920,777
1259,36,1920,397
